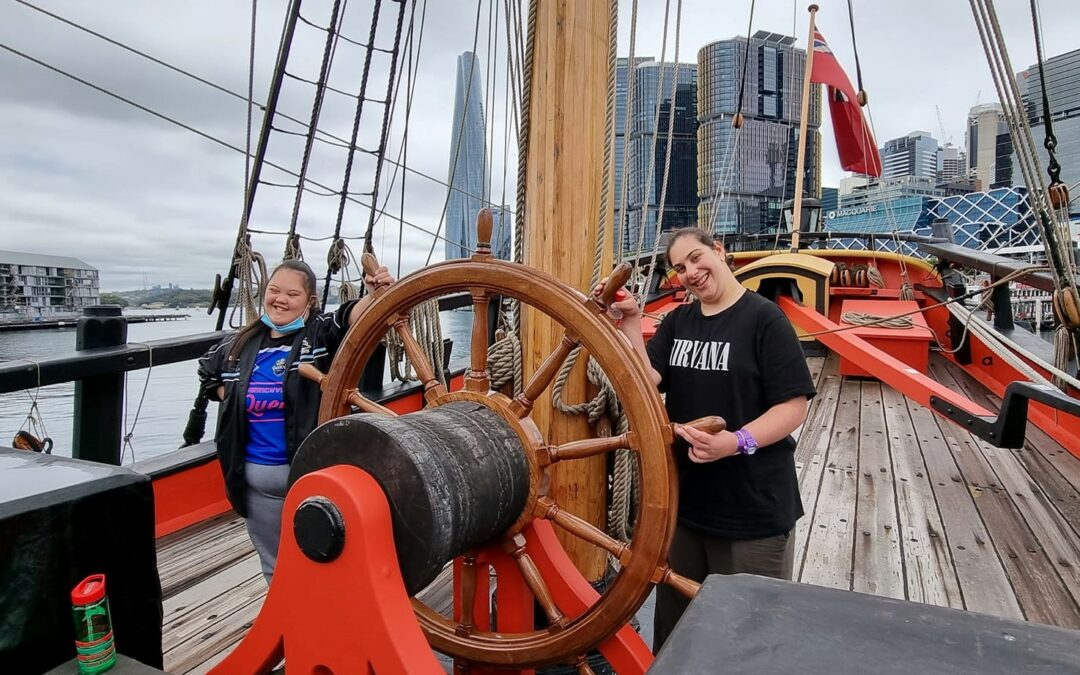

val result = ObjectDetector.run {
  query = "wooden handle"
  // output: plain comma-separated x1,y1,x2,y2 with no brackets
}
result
476,208,493,250
361,252,380,278
298,362,325,388
598,262,633,306
681,415,726,435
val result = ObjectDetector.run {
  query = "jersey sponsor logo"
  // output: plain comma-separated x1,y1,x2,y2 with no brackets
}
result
669,339,731,372
272,356,287,377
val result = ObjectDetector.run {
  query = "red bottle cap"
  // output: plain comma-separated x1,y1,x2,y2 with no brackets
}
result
71,574,107,605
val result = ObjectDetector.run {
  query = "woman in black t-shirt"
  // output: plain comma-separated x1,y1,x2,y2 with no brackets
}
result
595,226,816,653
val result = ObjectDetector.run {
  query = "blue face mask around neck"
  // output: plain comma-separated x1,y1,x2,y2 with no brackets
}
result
260,313,306,334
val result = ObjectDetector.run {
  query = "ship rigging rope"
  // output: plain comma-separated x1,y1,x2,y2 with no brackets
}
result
637,0,684,310
10,0,501,216
628,0,675,291
121,343,155,464
13,358,50,449
422,0,488,266
969,0,1080,373
614,0,641,260
284,0,347,252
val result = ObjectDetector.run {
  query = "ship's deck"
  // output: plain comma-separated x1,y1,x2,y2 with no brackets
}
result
157,354,1080,673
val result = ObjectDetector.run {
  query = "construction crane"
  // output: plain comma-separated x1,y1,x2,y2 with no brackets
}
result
935,104,953,146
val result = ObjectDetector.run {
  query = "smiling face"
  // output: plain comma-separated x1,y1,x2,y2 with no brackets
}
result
263,268,315,326
667,234,728,304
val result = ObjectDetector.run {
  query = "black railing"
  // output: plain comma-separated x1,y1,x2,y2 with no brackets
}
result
1,293,476,465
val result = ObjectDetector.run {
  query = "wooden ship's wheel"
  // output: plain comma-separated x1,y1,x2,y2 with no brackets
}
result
217,211,717,674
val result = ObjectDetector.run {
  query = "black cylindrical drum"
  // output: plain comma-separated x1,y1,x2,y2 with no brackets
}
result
289,400,530,594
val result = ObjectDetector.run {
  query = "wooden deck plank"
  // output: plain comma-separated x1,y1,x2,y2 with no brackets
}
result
792,356,844,577
880,386,964,609
852,382,905,599
158,520,254,597
799,377,860,589
904,396,1023,619
932,360,1080,626
791,356,826,444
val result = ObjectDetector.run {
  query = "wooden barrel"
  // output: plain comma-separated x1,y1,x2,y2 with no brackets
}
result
289,401,530,594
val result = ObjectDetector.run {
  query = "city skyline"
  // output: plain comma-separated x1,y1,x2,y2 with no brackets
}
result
1,1,1077,288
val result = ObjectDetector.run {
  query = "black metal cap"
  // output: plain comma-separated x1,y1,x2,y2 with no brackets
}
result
293,496,346,563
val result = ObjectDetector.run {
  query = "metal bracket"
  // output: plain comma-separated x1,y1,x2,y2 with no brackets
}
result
930,381,1080,448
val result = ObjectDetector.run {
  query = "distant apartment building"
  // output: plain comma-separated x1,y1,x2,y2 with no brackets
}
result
1017,47,1080,191
967,103,1007,190
445,52,490,261
624,60,698,253
697,31,821,236
0,250,99,315
936,144,967,183
880,131,939,181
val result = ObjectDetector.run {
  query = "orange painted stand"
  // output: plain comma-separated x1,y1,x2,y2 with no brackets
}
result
211,465,443,675
453,521,653,675
837,299,933,379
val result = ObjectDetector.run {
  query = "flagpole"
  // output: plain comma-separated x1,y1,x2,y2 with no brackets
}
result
790,3,819,253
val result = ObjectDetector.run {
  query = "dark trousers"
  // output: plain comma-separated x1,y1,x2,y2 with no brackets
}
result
653,523,795,654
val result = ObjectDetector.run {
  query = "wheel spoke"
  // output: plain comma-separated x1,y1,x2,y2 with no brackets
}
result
534,497,630,564
652,563,701,599
465,290,491,392
456,552,479,637
503,533,566,629
346,390,397,416
573,656,595,674
392,317,447,402
509,331,579,417
541,432,636,466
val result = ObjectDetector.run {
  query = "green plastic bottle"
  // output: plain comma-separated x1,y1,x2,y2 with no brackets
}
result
71,574,117,674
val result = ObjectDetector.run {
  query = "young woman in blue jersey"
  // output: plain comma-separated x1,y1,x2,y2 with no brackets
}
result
197,259,393,582
595,226,816,653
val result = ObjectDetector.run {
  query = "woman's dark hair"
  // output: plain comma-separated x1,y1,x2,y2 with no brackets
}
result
227,260,318,362
664,226,718,265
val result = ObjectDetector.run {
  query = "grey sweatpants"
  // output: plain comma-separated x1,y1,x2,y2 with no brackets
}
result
653,523,795,654
243,461,291,584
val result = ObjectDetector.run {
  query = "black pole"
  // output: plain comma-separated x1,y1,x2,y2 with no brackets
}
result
73,305,127,464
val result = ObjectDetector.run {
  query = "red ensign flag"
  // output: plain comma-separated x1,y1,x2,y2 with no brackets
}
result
810,30,882,177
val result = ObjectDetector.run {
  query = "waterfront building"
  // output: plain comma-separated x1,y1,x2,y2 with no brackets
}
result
697,31,821,236
926,187,1040,252
881,131,939,181
1017,47,1080,191
967,103,1007,190
624,61,698,253
0,250,99,315
445,52,489,261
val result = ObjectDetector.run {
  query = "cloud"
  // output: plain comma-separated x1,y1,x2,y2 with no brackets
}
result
1,0,1075,293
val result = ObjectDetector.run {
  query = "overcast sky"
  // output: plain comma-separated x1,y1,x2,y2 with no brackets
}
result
1,0,1076,291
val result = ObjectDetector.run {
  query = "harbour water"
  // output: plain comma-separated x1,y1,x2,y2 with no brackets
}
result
0,308,474,464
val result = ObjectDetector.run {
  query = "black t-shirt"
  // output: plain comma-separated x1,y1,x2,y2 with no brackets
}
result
646,290,817,539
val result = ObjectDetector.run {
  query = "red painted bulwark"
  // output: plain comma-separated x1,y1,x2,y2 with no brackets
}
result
152,460,231,538
837,299,933,378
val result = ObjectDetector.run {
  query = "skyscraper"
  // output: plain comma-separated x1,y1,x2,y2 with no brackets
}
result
445,52,489,261
614,57,654,254
1018,47,1080,191
697,31,821,236
624,61,698,254
880,131,939,181
967,103,1007,190
936,144,967,183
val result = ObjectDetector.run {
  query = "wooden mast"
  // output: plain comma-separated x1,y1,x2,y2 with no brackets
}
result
790,4,819,252
521,0,614,581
